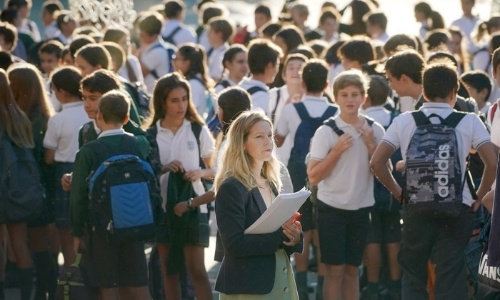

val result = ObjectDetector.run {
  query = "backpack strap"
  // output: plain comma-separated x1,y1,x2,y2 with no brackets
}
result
293,102,311,121
411,111,432,126
190,122,205,169
364,116,374,127
247,86,266,95
270,88,281,123
207,47,214,58
217,79,230,89
443,111,467,128
320,105,338,120
324,118,345,136
162,26,182,44
149,42,176,79
86,135,141,171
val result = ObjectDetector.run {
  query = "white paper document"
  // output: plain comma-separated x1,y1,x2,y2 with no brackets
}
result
244,188,311,234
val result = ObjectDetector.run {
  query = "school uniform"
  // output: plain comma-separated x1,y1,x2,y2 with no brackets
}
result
154,119,214,210
207,43,229,81
118,55,145,84
309,114,384,265
188,75,209,117
382,102,490,299
70,130,150,288
214,76,239,94
141,38,171,93
43,101,90,228
215,177,303,297
268,86,289,125
161,19,196,46
239,78,270,114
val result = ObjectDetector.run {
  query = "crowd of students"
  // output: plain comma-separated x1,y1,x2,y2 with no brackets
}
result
2,0,500,299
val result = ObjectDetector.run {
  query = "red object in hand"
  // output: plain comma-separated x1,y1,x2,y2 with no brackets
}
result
293,212,302,223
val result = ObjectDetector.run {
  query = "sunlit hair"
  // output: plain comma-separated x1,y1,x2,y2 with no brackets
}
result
7,63,55,126
0,69,33,148
149,72,205,127
214,109,281,192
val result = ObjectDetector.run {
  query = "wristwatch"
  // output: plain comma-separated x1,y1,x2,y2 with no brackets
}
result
186,198,194,210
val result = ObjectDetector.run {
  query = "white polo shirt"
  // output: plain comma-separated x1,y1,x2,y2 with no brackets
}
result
214,76,238,94
118,55,145,85
208,43,229,81
43,101,90,163
161,20,196,46
238,78,270,114
309,114,385,210
141,38,171,93
275,95,339,166
156,119,215,212
382,103,490,206
361,106,392,128
188,76,208,117
268,86,289,124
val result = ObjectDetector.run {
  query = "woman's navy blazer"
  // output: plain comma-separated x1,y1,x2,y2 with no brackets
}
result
215,177,303,295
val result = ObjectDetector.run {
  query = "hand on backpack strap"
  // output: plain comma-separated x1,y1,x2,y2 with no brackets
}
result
334,133,353,154
358,124,376,151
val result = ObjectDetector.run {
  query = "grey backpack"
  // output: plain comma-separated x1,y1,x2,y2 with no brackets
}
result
402,111,467,218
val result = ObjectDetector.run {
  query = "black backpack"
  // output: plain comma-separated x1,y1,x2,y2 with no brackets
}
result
0,136,43,222
122,80,152,122
86,135,160,243
402,111,467,218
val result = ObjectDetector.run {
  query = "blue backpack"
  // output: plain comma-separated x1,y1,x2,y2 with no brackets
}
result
288,102,338,191
86,135,158,243
149,41,176,78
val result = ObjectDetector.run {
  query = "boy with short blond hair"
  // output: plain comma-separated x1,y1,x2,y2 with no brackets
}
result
307,69,385,300
70,90,153,300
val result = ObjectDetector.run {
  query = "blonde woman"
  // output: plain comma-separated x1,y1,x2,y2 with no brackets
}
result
214,110,303,299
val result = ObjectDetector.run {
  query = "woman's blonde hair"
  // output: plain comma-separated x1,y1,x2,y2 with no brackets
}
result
214,110,281,192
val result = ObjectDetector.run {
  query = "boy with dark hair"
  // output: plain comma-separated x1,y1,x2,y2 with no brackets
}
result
239,38,282,113
385,49,426,110
39,39,64,110
137,12,172,93
361,75,402,299
365,12,389,48
371,62,497,299
55,10,76,45
308,69,385,300
70,90,153,300
41,0,63,40
7,0,41,42
0,21,18,56
318,7,344,44
338,36,376,71
161,0,196,46
275,58,339,300
207,16,233,80
460,70,492,115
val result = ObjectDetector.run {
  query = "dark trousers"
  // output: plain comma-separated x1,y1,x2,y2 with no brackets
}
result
399,204,474,300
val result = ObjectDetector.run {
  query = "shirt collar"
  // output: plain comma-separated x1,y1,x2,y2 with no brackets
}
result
157,119,190,132
98,128,126,138
61,101,83,110
421,102,453,109
303,95,328,103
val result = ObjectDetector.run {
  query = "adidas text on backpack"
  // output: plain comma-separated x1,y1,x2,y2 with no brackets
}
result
87,135,157,243
402,111,467,218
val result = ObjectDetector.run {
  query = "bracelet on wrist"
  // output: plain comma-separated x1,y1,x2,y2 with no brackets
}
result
187,198,194,210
